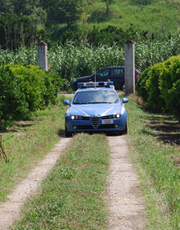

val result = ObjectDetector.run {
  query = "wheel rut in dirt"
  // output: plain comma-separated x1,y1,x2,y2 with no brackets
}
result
107,135,146,230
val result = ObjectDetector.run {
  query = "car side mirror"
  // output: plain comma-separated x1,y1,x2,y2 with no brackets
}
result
64,100,70,105
122,98,129,103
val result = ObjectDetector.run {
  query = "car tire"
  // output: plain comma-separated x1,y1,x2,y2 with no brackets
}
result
114,82,120,90
65,126,72,137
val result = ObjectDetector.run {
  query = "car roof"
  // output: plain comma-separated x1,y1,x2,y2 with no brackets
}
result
99,66,124,69
97,66,139,71
75,86,116,93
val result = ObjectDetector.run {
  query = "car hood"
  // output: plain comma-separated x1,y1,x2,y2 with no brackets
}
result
69,103,122,117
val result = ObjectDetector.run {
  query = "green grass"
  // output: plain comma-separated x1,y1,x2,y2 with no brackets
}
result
111,2,178,36
53,0,179,41
75,0,179,38
14,133,110,230
126,95,180,229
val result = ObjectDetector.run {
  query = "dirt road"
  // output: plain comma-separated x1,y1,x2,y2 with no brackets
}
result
0,135,146,230
107,136,146,229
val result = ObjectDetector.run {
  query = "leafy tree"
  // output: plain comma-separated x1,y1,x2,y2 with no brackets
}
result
48,0,83,28
0,0,14,16
145,63,165,110
0,66,29,129
39,0,52,10
130,0,153,5
12,0,40,16
28,7,47,41
101,0,113,16
0,0,47,49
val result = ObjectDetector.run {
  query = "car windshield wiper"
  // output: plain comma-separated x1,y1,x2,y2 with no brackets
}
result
73,102,113,104
73,103,86,104
89,102,112,104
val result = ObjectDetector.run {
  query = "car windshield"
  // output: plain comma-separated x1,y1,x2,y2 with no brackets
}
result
73,90,119,104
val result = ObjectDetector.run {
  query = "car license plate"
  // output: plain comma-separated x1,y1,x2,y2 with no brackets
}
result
102,119,113,124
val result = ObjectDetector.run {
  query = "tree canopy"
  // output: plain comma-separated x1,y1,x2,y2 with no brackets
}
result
48,0,83,28
0,0,86,49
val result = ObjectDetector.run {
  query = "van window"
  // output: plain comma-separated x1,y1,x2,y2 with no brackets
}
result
112,68,124,76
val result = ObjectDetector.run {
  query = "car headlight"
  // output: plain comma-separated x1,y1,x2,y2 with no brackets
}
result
70,115,82,120
113,114,121,118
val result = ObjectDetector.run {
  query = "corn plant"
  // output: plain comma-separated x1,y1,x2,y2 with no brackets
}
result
0,46,37,66
135,34,180,71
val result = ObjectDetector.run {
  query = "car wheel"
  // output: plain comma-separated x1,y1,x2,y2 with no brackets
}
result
65,126,72,137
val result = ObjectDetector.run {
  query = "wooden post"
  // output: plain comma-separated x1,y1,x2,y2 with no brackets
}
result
37,42,48,71
0,135,8,162
125,40,135,96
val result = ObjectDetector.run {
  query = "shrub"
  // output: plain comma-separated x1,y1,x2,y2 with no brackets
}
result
44,71,63,105
0,66,29,129
9,65,62,110
0,64,62,130
159,55,180,104
167,79,180,120
136,67,151,101
159,55,180,119
10,65,47,111
136,55,180,120
145,62,165,111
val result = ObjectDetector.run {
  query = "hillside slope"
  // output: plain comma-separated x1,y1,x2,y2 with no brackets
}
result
55,0,179,40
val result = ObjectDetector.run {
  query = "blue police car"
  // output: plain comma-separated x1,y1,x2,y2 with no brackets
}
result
64,82,129,137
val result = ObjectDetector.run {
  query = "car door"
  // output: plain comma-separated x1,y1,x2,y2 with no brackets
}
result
96,68,111,81
110,67,124,89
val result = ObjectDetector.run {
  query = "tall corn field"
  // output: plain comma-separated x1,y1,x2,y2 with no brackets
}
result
0,46,37,65
136,35,180,71
1,35,180,89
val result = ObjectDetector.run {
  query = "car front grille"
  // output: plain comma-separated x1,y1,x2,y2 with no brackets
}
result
75,116,116,130
91,117,100,128
101,115,114,119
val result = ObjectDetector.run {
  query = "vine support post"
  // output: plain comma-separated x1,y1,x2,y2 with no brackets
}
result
0,135,8,162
